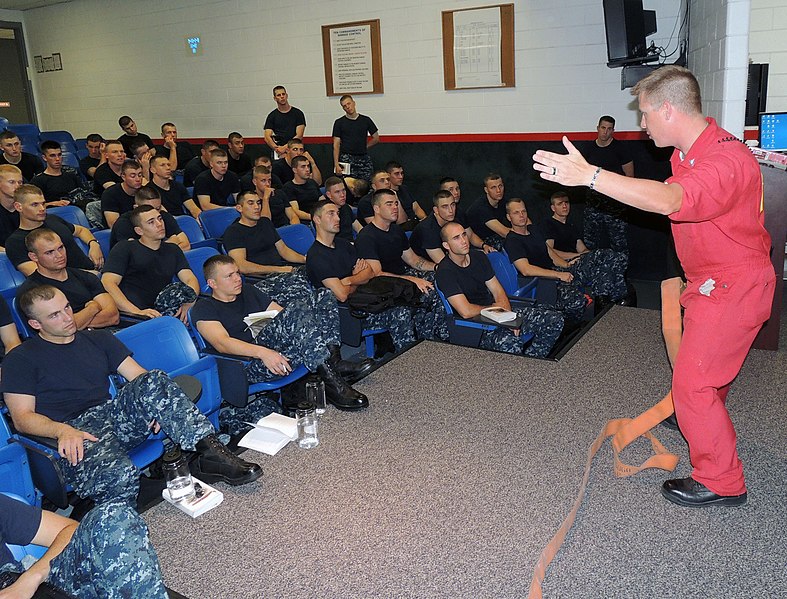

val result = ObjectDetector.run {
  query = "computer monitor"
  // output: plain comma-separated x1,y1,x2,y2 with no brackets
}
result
603,0,658,68
759,112,787,152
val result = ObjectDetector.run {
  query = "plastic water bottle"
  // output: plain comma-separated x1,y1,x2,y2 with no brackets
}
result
162,447,195,502
296,402,319,449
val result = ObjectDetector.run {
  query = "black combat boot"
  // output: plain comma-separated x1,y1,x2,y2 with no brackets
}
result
192,434,263,486
327,344,375,381
317,362,369,411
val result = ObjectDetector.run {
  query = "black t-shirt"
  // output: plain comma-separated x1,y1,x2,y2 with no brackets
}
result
536,218,580,253
337,203,354,242
0,329,130,422
265,192,290,228
581,139,632,214
0,493,42,568
0,296,12,327
466,196,508,240
410,214,441,259
305,237,356,288
191,284,273,347
101,184,136,218
31,171,82,202
581,139,632,175
193,170,240,207
79,155,100,180
435,251,495,306
6,215,94,270
355,193,374,226
17,268,106,313
149,180,192,216
155,142,196,171
264,107,306,146
118,132,154,156
183,156,209,188
110,210,182,247
103,239,190,308
395,185,418,220
222,218,284,266
227,152,252,177
503,227,552,270
0,206,20,247
271,159,294,185
0,152,43,182
331,114,378,155
92,163,122,195
355,222,408,275
281,179,321,215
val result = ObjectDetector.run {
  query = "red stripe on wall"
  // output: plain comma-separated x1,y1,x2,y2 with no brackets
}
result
170,129,759,145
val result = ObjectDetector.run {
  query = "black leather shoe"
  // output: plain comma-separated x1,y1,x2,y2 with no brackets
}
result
327,344,375,380
317,363,369,411
193,434,263,486
661,413,680,431
661,477,747,507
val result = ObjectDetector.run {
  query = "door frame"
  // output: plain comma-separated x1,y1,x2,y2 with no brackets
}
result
0,20,38,125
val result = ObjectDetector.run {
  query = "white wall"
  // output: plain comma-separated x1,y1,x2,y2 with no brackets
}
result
21,0,680,138
749,0,787,113
688,0,751,136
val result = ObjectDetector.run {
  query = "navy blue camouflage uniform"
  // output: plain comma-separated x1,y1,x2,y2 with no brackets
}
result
435,251,563,358
538,217,628,301
0,495,168,599
503,228,588,323
1,330,215,505
191,284,341,434
304,237,417,352
154,281,198,316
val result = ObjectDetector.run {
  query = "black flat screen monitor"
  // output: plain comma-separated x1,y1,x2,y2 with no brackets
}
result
759,112,787,152
603,0,657,67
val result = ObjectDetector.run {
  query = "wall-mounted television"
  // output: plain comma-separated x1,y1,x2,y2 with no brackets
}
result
603,0,658,68
759,112,787,152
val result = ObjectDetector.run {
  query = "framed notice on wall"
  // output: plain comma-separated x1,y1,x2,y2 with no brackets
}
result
442,4,515,90
321,19,384,96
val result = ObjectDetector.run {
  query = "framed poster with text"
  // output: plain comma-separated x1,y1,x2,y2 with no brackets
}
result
442,4,515,90
322,19,384,96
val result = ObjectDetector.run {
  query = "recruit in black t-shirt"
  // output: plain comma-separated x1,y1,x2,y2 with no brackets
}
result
466,196,508,240
280,180,321,216
503,227,553,270
100,184,136,219
31,170,82,202
355,222,408,275
149,180,192,216
305,237,357,288
222,218,284,266
0,329,131,422
92,163,123,195
331,115,378,155
191,284,273,347
103,239,190,309
536,218,580,254
193,170,240,207
264,107,306,146
227,153,252,177
435,251,495,306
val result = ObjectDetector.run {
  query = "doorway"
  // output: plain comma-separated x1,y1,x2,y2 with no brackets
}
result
0,21,37,125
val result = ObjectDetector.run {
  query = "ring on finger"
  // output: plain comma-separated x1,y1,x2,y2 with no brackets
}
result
551,166,557,176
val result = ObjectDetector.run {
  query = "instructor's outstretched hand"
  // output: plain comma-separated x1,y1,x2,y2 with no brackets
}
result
533,136,595,188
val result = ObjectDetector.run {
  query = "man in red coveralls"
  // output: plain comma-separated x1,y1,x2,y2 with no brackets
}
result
532,65,775,507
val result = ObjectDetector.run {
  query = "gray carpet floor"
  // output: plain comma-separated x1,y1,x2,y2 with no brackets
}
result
144,303,787,599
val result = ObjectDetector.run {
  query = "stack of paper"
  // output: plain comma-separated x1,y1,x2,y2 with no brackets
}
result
162,477,224,518
480,307,518,323
238,413,298,456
